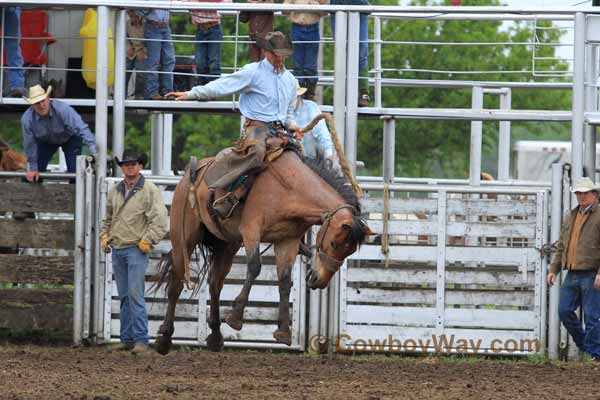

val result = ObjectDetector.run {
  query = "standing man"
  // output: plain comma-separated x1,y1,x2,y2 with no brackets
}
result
136,3,175,99
294,82,339,173
186,0,231,85
21,84,97,182
330,0,370,106
245,0,274,62
166,31,300,218
125,10,146,98
284,0,328,101
100,149,168,354
2,6,25,97
548,177,600,361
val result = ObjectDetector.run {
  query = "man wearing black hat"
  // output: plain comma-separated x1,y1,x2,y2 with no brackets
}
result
165,31,300,218
99,149,168,354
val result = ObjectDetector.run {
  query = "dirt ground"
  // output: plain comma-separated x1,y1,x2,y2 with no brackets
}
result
1,343,599,400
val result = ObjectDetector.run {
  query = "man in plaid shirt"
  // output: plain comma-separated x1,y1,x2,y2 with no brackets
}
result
186,0,231,85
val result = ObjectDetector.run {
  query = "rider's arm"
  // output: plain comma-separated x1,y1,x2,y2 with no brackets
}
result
185,64,256,100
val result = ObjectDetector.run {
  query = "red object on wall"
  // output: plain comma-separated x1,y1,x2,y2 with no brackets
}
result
2,10,56,66
451,0,461,5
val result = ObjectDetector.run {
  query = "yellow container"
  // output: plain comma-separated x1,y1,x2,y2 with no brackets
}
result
80,8,115,89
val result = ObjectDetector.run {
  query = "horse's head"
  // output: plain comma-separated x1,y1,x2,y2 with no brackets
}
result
306,204,374,289
0,140,27,172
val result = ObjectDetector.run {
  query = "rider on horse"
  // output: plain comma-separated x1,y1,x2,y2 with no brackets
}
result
166,31,302,218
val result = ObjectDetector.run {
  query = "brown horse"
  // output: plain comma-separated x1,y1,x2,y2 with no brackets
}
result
154,151,373,354
0,140,27,172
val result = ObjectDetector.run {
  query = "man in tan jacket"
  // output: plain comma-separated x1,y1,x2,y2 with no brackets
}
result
100,149,168,354
284,0,328,101
548,177,600,361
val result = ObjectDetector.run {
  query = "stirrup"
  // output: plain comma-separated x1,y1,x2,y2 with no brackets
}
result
212,192,240,219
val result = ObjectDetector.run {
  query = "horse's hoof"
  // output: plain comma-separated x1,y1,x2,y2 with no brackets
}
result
206,333,224,352
225,313,243,331
155,335,172,355
273,329,292,346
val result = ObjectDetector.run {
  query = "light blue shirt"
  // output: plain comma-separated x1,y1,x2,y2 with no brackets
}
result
136,1,170,23
185,59,297,127
295,99,334,159
21,99,96,171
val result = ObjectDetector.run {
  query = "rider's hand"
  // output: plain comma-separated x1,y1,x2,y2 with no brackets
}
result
25,170,40,183
288,125,303,140
164,91,189,101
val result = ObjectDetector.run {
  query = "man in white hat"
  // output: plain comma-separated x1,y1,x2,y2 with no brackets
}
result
548,176,600,361
21,84,97,182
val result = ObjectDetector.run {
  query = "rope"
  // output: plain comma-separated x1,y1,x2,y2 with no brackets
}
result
301,113,363,198
382,183,390,268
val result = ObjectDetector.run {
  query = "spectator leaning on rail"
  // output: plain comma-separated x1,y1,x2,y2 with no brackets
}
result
293,81,339,173
184,0,231,85
136,3,175,100
329,0,370,106
284,0,328,101
165,31,300,218
100,149,168,355
21,84,97,183
126,10,147,98
2,6,25,97
548,177,600,361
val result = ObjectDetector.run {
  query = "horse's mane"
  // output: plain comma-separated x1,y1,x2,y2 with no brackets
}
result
301,156,362,215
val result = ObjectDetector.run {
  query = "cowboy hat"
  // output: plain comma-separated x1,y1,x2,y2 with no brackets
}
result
296,80,307,96
24,84,52,105
114,149,148,167
570,177,599,193
255,31,293,57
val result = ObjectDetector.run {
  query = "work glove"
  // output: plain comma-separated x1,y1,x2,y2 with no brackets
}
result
100,233,111,253
138,239,153,254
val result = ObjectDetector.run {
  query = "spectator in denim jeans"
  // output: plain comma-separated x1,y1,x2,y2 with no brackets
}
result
2,7,25,97
136,5,175,99
284,0,328,101
548,177,600,361
126,11,146,98
186,0,231,85
100,149,168,354
330,0,369,106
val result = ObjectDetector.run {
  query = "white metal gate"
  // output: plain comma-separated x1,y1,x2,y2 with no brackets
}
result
338,184,549,355
100,177,307,350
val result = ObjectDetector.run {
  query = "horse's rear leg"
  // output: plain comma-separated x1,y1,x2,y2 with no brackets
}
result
156,270,183,355
206,241,238,351
272,239,299,346
225,239,261,331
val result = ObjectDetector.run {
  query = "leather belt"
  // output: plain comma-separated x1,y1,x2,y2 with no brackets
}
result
196,21,220,30
244,119,268,128
147,20,169,28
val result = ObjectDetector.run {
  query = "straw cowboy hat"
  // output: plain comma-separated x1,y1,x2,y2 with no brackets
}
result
255,31,293,57
114,149,148,167
24,84,52,105
570,177,600,193
296,80,307,97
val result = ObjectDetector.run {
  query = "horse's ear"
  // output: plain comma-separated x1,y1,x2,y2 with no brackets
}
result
359,220,376,236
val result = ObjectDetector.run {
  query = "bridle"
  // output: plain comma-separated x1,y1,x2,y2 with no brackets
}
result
315,204,356,273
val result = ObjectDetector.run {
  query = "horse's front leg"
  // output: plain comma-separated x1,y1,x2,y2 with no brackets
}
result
225,238,261,331
272,238,300,346
206,241,238,351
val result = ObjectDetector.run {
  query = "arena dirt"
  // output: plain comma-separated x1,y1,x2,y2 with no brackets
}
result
0,344,599,399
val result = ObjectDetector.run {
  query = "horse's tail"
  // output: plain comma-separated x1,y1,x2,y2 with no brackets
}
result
152,250,174,294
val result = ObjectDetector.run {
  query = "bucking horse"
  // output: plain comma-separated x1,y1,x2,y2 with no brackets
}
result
154,115,374,354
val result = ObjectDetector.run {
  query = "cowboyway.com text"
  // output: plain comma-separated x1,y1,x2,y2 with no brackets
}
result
331,334,540,354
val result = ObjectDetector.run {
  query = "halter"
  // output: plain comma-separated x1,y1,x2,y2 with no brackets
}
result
315,204,356,272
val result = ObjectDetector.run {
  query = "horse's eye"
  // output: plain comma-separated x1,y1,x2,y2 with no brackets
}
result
330,240,337,249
